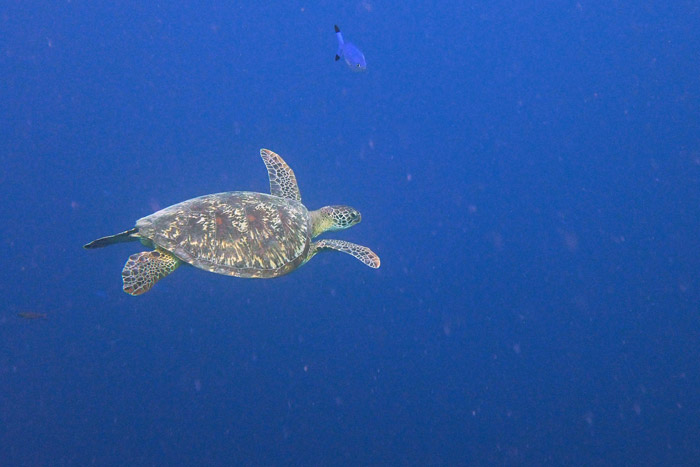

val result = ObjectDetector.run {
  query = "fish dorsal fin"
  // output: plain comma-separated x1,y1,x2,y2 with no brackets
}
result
260,149,302,201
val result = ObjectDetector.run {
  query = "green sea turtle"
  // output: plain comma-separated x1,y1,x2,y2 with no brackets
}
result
84,149,380,295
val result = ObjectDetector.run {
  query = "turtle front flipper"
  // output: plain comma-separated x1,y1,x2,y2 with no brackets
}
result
260,148,302,201
122,248,181,295
308,239,380,268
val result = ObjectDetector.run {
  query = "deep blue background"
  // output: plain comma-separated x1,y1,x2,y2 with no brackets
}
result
2,1,700,465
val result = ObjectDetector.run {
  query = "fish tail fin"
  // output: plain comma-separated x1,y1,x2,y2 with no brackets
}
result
334,24,344,47
334,24,345,61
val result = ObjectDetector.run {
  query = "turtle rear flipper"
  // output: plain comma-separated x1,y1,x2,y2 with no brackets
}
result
309,239,380,268
84,228,139,249
122,249,181,295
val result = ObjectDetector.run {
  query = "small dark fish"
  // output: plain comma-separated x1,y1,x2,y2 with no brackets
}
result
334,25,366,71
18,312,47,320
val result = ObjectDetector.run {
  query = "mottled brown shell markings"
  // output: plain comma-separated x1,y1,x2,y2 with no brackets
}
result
136,192,311,278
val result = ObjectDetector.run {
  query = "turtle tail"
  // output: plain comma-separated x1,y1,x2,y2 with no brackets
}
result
83,228,139,249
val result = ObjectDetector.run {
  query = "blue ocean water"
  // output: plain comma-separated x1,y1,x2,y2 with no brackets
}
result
2,1,700,465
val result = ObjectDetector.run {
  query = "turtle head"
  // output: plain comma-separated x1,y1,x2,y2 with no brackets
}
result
310,205,361,237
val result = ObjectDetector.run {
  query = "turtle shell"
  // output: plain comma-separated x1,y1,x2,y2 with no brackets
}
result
135,191,311,278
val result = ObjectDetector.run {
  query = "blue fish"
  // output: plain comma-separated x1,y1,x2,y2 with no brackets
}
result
334,25,366,71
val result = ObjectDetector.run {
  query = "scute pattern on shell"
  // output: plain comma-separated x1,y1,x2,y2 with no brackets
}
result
135,192,311,278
